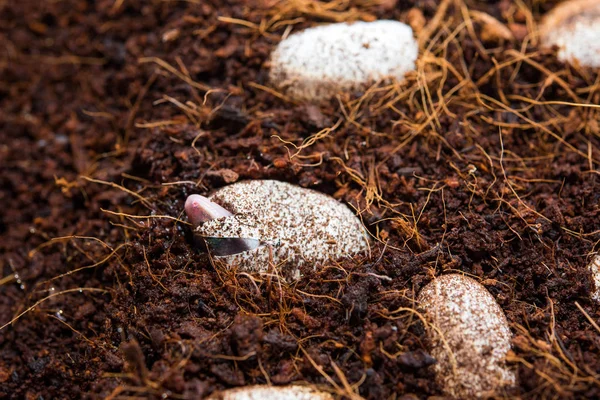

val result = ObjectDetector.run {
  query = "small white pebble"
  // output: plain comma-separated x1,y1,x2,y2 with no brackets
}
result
417,274,515,398
269,20,418,101
539,0,600,67
206,385,333,400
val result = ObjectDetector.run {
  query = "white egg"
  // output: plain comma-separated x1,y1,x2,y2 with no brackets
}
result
269,20,418,101
186,180,369,279
588,255,600,302
539,0,600,67
206,385,333,400
417,274,515,398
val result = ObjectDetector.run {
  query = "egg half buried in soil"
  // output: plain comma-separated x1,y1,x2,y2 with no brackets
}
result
269,20,418,101
185,180,369,279
417,274,515,398
587,255,600,302
206,385,333,400
539,0,600,67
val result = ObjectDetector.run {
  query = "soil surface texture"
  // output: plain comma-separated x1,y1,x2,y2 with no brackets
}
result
1,0,600,399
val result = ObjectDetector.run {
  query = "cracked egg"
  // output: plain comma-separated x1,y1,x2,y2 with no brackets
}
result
185,180,369,279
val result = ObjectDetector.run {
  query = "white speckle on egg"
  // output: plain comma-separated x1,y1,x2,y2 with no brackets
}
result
190,180,369,279
269,20,418,101
539,0,600,67
417,274,515,398
206,385,333,400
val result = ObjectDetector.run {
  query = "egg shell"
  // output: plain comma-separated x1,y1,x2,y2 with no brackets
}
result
417,274,515,398
195,180,369,279
539,0,600,67
588,255,600,302
206,385,333,400
269,20,418,101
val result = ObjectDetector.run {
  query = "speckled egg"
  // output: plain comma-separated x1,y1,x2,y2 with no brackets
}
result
206,385,333,400
269,20,418,101
186,180,369,279
588,255,600,301
539,0,600,67
417,274,515,398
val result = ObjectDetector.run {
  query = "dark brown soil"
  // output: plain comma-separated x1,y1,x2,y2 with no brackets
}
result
1,0,600,399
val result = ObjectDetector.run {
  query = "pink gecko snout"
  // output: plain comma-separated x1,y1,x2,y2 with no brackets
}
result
184,194,232,226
